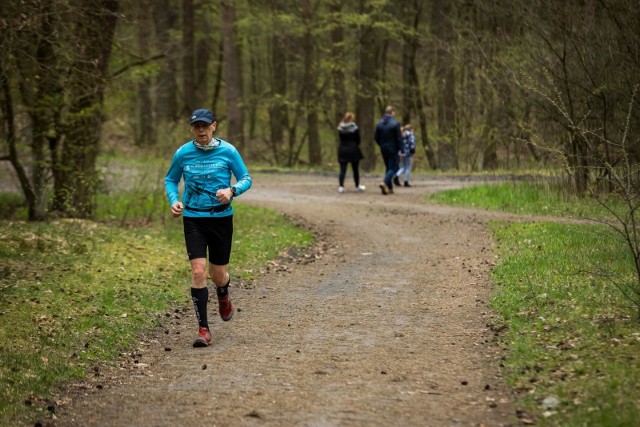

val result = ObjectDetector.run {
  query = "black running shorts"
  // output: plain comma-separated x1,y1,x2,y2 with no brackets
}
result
183,215,234,265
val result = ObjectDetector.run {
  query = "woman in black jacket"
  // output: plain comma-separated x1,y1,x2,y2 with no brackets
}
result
337,112,366,193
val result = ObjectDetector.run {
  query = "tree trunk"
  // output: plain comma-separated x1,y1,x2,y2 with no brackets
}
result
432,0,458,170
195,16,213,109
211,36,224,116
52,0,119,218
401,41,413,126
135,0,155,146
302,0,321,166
569,134,590,195
10,1,66,220
1,70,36,216
268,0,288,165
247,32,259,142
182,0,195,114
409,56,437,169
400,1,420,124
221,1,245,152
330,1,346,136
20,3,63,220
480,25,498,170
401,0,436,169
153,0,179,122
356,0,379,172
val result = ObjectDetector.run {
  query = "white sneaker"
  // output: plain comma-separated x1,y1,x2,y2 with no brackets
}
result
338,186,345,193
357,185,366,192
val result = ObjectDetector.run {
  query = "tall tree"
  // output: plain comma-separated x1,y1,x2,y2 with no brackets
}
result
153,0,179,122
0,1,68,220
356,1,380,172
195,6,216,110
52,0,120,217
302,0,321,166
267,0,289,165
503,0,640,193
182,0,195,113
135,0,155,146
1,69,36,218
25,3,65,219
210,36,224,117
476,7,499,171
401,0,436,168
431,0,458,170
221,0,245,152
329,1,346,131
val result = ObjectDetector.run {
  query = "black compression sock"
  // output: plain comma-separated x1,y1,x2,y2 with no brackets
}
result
216,279,230,298
191,287,209,328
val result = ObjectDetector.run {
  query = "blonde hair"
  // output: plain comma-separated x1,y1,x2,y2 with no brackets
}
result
341,112,355,123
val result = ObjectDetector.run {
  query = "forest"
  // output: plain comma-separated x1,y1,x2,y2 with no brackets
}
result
1,0,639,220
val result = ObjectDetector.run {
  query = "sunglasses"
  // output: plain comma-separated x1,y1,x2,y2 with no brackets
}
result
191,123,212,130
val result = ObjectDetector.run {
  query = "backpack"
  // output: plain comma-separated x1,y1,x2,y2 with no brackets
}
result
405,130,416,155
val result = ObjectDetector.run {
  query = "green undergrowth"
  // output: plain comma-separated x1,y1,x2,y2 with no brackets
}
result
429,181,625,220
0,203,312,425
0,193,27,220
490,221,640,425
432,181,640,425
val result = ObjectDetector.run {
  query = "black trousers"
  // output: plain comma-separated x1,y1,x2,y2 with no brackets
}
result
339,160,361,187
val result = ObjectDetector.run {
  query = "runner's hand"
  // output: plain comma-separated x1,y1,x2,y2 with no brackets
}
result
216,188,233,204
171,202,183,218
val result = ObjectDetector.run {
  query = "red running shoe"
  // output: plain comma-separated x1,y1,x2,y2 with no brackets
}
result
218,294,234,321
193,326,211,347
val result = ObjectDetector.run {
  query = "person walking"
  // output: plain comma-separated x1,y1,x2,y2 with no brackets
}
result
374,105,403,195
165,108,252,348
394,124,416,187
337,112,366,193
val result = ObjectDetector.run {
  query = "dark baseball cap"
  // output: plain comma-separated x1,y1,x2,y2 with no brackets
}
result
189,109,215,124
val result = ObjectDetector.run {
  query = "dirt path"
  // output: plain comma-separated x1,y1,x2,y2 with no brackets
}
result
53,173,519,427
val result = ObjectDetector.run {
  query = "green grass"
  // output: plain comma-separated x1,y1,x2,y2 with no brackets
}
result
490,221,640,426
232,205,313,280
430,180,639,425
0,202,312,425
428,181,626,220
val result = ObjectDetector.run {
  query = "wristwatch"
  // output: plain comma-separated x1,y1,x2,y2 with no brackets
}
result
230,186,237,196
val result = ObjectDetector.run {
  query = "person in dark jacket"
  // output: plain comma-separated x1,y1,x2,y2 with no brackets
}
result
337,112,366,193
374,105,403,195
394,123,416,187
